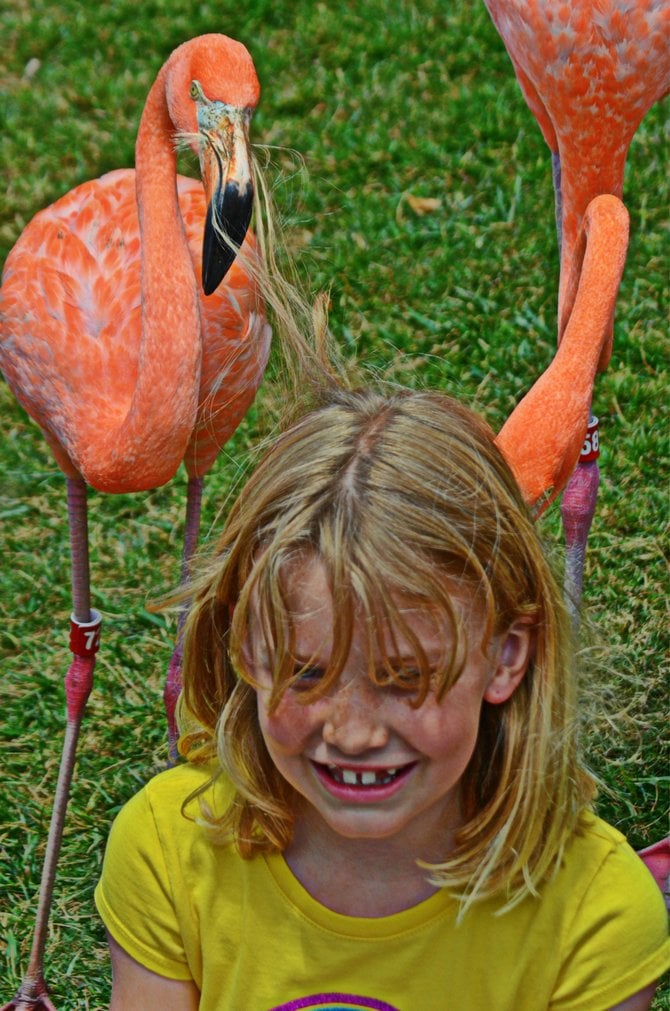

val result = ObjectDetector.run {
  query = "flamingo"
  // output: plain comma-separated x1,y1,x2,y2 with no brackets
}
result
482,0,670,607
0,34,269,1010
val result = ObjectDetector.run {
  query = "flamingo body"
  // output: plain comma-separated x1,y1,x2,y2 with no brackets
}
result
1,171,269,492
484,0,670,365
1,33,268,495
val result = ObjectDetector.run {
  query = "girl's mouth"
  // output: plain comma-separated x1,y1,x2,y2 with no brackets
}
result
326,765,403,787
311,761,416,799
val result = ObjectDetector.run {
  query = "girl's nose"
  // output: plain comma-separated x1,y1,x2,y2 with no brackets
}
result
321,678,389,753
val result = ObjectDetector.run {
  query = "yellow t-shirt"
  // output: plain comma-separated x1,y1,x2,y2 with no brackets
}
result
95,762,669,1010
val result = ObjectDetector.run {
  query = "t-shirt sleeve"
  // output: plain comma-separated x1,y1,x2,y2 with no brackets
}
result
550,838,670,1009
94,784,194,981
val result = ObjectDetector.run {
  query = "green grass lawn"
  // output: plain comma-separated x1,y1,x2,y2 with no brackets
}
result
1,0,668,1005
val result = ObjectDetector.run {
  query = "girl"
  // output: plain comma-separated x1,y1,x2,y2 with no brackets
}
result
95,387,669,1009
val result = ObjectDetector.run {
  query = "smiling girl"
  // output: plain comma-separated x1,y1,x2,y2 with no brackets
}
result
95,388,669,1009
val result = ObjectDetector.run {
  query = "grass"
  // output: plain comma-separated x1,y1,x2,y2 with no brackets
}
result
1,0,668,1006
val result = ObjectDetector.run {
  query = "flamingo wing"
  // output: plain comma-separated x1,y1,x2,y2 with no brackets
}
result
1,170,144,479
1,170,270,490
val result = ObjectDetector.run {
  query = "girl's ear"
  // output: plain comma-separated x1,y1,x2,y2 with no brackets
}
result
483,617,535,705
239,629,255,671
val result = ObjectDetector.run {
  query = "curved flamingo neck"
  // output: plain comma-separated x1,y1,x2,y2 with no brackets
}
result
555,195,629,387
90,62,201,492
556,139,630,347
495,195,629,510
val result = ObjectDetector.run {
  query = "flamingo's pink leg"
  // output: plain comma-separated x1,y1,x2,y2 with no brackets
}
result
551,151,562,254
550,150,599,623
3,478,101,1011
164,476,204,762
560,417,600,623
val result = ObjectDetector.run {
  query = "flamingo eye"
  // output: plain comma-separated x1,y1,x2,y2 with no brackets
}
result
190,81,201,101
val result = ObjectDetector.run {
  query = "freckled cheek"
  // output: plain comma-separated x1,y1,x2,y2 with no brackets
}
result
258,693,318,754
413,706,482,763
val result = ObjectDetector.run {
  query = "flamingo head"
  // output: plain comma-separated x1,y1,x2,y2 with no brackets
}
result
167,34,260,294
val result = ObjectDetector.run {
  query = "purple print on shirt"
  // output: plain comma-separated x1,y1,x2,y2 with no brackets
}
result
269,995,399,1011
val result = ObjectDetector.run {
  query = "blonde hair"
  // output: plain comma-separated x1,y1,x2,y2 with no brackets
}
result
178,385,596,912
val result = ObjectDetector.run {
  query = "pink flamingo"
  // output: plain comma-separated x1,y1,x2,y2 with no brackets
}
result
483,0,670,607
0,34,269,1009
485,0,670,904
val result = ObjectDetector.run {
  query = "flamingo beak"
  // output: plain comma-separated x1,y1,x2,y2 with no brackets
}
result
199,107,254,296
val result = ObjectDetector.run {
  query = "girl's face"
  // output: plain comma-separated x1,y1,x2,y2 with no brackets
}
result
246,555,531,854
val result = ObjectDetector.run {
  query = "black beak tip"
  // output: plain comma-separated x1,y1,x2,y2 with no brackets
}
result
202,238,236,296
201,182,254,296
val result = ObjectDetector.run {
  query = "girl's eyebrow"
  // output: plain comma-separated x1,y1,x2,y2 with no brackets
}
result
288,649,443,666
291,652,327,666
383,654,420,666
384,650,442,665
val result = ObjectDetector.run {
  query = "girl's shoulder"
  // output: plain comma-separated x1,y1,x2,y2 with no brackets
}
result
568,809,654,878
96,761,241,983
541,811,670,1008
560,809,660,893
114,759,235,844
140,757,229,802
555,809,667,936
571,808,628,851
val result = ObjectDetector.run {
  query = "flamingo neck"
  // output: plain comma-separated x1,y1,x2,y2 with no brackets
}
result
554,195,629,396
556,142,630,345
101,65,201,491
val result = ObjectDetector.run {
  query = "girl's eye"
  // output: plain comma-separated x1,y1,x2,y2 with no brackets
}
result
290,665,325,690
394,669,422,690
378,667,422,692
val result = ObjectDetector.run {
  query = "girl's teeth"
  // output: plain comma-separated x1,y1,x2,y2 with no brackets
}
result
330,766,400,786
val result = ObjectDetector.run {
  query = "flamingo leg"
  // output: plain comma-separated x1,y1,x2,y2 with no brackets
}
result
551,150,562,255
4,477,101,1010
560,416,600,624
550,153,599,625
164,475,204,763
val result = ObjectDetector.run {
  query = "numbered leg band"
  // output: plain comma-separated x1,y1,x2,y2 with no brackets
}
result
69,609,103,657
580,416,600,462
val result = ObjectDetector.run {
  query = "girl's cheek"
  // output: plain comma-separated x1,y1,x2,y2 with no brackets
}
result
412,697,478,754
263,693,318,750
